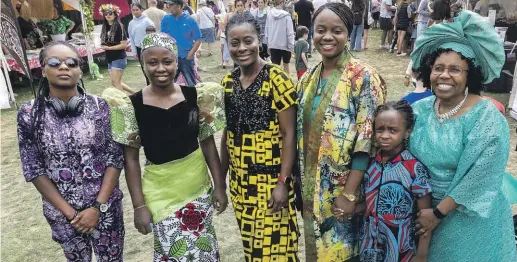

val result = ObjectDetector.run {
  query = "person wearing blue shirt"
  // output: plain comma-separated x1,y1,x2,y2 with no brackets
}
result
161,0,201,87
401,60,433,104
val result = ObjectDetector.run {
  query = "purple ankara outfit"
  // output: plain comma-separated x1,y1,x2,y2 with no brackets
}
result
17,94,125,262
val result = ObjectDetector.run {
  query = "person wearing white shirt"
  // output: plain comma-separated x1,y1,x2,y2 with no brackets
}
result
197,0,216,55
379,0,396,48
313,0,328,10
217,0,227,15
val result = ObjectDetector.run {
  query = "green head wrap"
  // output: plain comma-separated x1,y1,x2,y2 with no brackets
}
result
141,33,178,57
411,10,505,84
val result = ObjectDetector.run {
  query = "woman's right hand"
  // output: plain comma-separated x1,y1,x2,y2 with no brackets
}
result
134,206,153,235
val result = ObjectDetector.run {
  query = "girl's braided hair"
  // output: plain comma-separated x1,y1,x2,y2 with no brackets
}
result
374,100,415,130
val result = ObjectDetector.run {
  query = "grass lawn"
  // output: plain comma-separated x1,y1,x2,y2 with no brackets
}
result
1,29,516,261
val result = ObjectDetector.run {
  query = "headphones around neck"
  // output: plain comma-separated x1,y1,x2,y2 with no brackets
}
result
45,85,86,118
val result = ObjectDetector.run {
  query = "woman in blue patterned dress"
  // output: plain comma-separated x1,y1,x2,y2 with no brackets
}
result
408,10,517,262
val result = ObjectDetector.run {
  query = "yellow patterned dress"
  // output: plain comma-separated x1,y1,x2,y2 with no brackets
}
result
221,64,300,262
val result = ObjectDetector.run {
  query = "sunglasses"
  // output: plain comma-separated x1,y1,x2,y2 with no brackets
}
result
103,11,114,16
45,57,80,68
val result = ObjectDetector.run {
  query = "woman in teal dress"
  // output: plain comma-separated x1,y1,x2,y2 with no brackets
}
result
408,10,517,262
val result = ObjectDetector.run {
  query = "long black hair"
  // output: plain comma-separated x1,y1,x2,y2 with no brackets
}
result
417,48,484,95
312,2,353,36
100,11,125,44
31,42,84,145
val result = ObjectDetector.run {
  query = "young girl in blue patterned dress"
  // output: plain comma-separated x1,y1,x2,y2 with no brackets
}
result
358,100,432,262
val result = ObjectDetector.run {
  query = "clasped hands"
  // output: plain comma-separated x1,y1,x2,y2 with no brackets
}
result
69,208,100,234
331,194,366,222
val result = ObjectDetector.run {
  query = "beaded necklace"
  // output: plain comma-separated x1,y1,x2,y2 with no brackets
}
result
434,92,468,123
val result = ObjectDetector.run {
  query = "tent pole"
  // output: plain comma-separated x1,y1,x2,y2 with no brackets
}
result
0,48,18,109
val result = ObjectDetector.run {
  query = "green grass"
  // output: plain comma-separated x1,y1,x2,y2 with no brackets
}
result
1,29,516,261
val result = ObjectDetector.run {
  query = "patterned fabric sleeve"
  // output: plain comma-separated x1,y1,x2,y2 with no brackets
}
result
447,106,510,218
17,102,45,182
270,65,298,112
62,16,73,28
196,82,226,141
97,97,124,169
101,88,141,148
411,160,432,199
353,66,386,155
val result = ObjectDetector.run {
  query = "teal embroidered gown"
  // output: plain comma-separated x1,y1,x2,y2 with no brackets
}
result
409,97,517,262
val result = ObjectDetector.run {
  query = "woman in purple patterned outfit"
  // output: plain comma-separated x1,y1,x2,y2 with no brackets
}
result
17,42,125,262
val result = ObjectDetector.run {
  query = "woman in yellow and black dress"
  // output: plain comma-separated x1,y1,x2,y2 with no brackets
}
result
220,13,299,261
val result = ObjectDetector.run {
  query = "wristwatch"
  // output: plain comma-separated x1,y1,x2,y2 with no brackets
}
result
278,176,293,185
92,201,108,213
433,207,446,219
341,192,358,202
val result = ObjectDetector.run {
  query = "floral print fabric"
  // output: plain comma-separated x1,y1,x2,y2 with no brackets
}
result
17,95,125,260
152,193,219,262
102,83,225,147
39,16,73,35
59,201,125,262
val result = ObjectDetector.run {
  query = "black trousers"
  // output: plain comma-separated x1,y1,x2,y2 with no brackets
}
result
259,43,269,60
136,46,150,85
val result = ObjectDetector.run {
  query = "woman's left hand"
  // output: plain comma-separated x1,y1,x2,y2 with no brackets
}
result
268,182,289,213
213,186,228,215
101,45,111,51
416,208,440,236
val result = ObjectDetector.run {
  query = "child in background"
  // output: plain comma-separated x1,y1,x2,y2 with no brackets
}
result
145,25,156,34
294,25,309,80
401,60,433,104
360,100,432,262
